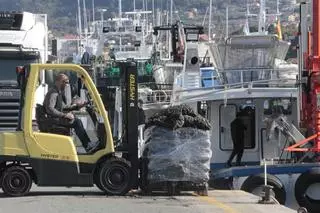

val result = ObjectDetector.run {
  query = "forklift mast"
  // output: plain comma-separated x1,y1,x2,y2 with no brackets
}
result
118,60,139,188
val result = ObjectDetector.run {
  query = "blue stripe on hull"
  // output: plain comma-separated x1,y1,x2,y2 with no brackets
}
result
210,162,320,179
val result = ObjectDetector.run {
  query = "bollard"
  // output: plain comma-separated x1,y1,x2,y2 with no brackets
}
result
258,185,276,204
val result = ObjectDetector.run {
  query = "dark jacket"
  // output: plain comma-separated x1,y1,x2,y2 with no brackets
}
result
43,86,78,119
230,117,246,141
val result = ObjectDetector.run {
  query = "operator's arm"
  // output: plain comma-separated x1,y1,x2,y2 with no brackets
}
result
61,103,79,112
62,98,87,112
45,93,66,118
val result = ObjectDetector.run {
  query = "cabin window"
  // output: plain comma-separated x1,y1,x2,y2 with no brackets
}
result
264,99,292,115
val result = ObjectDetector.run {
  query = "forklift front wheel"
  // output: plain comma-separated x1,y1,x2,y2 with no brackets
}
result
1,166,32,197
97,158,132,195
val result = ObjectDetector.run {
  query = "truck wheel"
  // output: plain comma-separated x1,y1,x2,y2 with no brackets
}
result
295,168,320,213
97,158,132,195
1,166,32,197
241,174,286,205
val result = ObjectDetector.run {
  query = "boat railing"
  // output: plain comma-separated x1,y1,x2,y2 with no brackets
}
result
138,67,298,107
178,68,298,91
138,83,173,107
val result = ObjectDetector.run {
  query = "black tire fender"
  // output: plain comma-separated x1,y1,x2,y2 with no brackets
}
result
241,174,286,205
295,168,320,213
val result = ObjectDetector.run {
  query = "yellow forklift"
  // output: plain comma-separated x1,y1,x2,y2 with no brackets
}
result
0,62,139,196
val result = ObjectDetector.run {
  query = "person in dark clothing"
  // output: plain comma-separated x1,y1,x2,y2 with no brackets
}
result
138,99,146,125
43,73,98,153
227,112,247,167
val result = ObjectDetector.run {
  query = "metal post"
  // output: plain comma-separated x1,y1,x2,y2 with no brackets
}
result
92,0,95,24
209,0,212,41
119,0,122,51
258,0,266,33
119,0,122,21
170,0,173,25
226,6,228,38
264,159,267,186
77,0,82,44
146,0,148,27
100,11,103,27
152,0,155,26
83,0,88,45
98,9,107,33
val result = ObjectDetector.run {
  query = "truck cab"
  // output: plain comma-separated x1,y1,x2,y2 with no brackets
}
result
0,11,49,130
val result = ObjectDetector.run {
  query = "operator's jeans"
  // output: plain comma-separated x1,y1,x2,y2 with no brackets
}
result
63,118,90,149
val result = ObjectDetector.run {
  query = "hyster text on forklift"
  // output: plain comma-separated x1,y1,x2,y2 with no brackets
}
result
0,11,49,131
0,62,139,196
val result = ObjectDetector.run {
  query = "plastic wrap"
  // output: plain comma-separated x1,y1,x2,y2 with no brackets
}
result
142,126,212,183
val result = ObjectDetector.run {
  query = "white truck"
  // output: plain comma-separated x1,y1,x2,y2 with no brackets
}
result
0,11,49,130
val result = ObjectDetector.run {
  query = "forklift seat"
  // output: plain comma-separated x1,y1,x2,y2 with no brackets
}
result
35,104,71,136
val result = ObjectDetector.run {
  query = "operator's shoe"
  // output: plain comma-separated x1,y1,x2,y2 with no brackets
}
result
86,141,100,153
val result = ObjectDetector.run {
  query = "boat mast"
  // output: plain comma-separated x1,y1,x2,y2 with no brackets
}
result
209,0,212,41
83,0,89,45
92,0,95,24
77,0,83,49
119,0,122,51
152,0,155,26
226,5,229,38
170,0,173,25
258,0,266,33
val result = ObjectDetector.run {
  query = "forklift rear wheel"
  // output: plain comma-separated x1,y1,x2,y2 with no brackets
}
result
1,166,32,197
97,158,131,195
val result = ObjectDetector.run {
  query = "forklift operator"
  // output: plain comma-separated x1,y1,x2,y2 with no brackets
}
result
43,73,98,153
